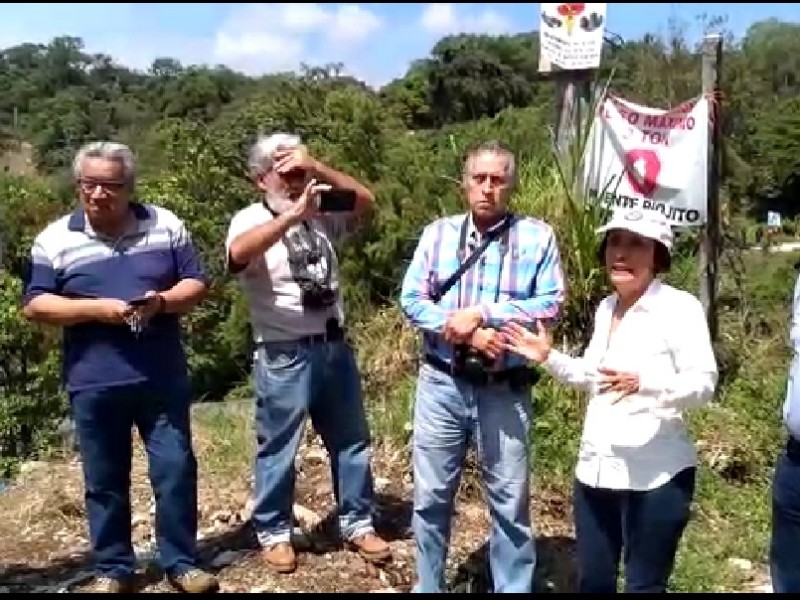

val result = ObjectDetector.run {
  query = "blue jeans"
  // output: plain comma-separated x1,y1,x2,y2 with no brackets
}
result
770,438,800,593
251,339,376,547
70,380,199,579
411,364,535,593
572,467,695,593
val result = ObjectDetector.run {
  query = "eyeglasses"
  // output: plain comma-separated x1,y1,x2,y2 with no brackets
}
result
77,178,127,195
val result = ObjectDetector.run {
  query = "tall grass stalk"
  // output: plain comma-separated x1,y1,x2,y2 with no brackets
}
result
514,71,617,350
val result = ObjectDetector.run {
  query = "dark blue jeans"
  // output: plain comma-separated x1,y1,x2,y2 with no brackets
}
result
251,339,376,547
573,467,696,593
70,380,199,579
770,437,800,593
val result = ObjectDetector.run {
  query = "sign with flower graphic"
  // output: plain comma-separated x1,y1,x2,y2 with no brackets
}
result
583,94,711,227
539,2,607,71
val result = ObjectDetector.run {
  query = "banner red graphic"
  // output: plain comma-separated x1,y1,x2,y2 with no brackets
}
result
623,149,661,198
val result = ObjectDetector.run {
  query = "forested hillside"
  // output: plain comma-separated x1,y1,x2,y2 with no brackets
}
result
0,15,799,592
1,10,799,466
1,11,799,469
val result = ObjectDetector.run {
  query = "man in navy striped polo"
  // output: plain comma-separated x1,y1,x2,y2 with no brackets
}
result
22,141,218,594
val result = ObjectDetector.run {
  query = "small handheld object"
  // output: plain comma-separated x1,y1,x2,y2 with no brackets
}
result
318,189,356,213
128,295,150,307
125,295,150,336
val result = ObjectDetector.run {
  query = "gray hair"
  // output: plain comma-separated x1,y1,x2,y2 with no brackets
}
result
72,141,136,185
462,140,517,186
248,132,302,178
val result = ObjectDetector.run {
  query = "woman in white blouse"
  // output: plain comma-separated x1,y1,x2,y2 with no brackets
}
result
502,209,718,593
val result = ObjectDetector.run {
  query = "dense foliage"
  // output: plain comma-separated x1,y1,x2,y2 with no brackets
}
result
1,16,799,478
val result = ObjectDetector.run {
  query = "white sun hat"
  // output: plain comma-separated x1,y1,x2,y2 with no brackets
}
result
595,208,674,251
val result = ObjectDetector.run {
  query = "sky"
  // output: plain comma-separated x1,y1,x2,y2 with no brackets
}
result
0,3,798,87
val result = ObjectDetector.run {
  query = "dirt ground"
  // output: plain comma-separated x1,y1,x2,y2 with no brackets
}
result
0,430,578,593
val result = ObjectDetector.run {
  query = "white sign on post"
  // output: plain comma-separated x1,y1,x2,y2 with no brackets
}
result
539,3,607,71
583,94,710,227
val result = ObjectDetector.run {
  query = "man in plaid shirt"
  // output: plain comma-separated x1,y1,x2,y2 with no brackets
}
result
399,141,566,593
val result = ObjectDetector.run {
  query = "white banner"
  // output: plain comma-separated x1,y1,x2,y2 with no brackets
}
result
539,3,607,71
583,95,710,227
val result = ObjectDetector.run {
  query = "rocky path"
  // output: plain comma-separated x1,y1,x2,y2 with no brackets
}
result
0,431,577,594
0,414,772,593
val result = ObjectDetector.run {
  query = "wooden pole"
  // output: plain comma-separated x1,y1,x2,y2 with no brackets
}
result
699,34,723,342
554,70,593,187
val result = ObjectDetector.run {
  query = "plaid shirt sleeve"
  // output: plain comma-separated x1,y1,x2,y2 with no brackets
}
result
479,223,566,328
399,221,449,334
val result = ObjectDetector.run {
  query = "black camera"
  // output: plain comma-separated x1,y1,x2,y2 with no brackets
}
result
453,344,540,391
453,344,494,378
286,238,337,311
299,280,337,310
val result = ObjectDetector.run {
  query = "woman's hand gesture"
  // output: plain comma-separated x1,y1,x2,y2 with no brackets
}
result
501,320,553,364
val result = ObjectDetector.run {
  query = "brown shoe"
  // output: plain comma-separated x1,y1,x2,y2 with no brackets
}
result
346,531,391,563
87,575,136,593
261,542,297,573
168,568,220,593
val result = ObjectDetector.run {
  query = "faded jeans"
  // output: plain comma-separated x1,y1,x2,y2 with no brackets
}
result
412,363,536,593
251,338,377,548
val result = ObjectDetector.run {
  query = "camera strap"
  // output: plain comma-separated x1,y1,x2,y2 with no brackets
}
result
429,213,514,304
264,203,334,288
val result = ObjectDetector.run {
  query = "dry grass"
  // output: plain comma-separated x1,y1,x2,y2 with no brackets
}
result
0,396,583,593
351,306,419,444
0,141,35,176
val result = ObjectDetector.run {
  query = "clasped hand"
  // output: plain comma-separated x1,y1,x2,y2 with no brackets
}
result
442,307,484,344
442,307,505,361
93,291,163,329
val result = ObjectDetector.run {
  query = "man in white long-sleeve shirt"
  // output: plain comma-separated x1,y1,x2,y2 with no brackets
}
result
770,272,800,593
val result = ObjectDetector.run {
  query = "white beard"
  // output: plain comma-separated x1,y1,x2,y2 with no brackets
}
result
265,194,295,215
